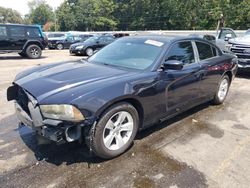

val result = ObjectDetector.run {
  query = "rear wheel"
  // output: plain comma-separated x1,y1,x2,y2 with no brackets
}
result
212,75,230,105
26,45,42,59
88,102,139,159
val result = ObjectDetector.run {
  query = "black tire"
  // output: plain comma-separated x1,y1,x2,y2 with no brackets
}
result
26,45,42,59
56,43,64,50
212,75,230,105
18,52,27,57
85,47,94,56
89,102,139,159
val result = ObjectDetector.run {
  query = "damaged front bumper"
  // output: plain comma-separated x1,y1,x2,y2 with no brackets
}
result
8,85,85,144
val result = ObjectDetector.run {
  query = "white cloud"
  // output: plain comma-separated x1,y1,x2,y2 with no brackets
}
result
0,0,64,16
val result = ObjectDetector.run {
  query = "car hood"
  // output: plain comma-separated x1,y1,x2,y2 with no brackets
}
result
15,61,136,103
229,35,250,45
71,42,85,47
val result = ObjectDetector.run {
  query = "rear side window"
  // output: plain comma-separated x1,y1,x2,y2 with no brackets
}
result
54,34,65,37
9,26,26,38
26,27,41,38
0,26,7,38
48,33,65,38
166,41,195,65
196,42,217,60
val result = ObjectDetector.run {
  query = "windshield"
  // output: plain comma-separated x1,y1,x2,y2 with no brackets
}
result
84,36,99,43
245,30,250,36
88,38,164,70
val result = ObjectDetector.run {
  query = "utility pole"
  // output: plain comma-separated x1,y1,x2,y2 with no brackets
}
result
54,7,57,31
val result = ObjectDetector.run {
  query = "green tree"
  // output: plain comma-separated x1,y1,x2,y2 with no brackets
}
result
0,6,23,24
55,0,250,31
28,0,54,26
57,0,117,31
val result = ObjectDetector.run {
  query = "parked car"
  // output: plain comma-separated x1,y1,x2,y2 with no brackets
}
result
189,34,216,44
215,27,237,52
0,24,47,59
48,34,84,50
227,29,250,70
46,32,66,40
7,36,238,159
69,35,115,56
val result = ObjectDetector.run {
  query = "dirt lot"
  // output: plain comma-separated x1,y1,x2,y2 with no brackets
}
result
0,50,249,188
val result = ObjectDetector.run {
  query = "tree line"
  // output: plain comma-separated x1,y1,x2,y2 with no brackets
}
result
0,0,249,31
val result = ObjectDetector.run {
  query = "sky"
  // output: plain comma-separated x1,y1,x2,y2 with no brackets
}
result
0,0,64,16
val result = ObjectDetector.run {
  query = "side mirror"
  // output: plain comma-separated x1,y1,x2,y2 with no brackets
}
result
162,60,184,71
224,34,232,41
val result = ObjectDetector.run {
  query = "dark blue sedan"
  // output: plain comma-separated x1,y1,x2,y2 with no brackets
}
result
7,36,238,159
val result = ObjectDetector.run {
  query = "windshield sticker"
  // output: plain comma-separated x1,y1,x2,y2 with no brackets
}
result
145,40,164,47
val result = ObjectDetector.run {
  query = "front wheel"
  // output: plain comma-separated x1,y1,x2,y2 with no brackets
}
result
85,47,94,56
56,43,64,50
88,102,139,159
212,75,230,105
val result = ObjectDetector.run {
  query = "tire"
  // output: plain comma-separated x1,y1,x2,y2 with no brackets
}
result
18,52,27,57
85,47,94,56
89,102,139,159
26,45,42,59
212,75,230,105
56,43,64,50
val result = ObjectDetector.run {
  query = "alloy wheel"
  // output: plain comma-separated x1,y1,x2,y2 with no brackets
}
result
30,47,40,58
102,111,134,151
86,48,94,56
218,78,229,101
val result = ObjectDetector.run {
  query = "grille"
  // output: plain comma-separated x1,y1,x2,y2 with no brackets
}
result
16,87,30,115
230,44,250,59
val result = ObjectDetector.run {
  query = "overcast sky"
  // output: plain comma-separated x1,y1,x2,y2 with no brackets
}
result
1,0,64,16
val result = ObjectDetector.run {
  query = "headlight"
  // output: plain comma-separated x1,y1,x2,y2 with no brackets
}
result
40,105,85,122
75,45,84,50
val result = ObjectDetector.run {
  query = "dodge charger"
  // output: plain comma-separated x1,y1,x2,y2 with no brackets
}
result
7,36,238,159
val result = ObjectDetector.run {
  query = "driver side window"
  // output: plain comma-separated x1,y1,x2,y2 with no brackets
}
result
166,41,195,65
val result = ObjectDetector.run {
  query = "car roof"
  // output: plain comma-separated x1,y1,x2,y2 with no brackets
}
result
120,35,211,44
0,23,40,28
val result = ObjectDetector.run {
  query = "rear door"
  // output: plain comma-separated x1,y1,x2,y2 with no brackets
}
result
163,40,203,114
194,41,223,99
8,25,27,51
0,25,9,50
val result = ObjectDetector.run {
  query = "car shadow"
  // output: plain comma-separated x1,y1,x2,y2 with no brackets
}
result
136,102,210,140
18,102,210,166
18,125,106,166
237,70,250,79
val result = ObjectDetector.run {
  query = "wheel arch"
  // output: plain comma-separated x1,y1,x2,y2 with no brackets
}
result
22,40,43,52
96,97,144,129
224,71,233,84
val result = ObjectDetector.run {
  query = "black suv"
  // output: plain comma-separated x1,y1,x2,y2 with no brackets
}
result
0,24,47,59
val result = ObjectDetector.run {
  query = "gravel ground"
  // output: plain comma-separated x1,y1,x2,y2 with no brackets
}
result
0,50,249,188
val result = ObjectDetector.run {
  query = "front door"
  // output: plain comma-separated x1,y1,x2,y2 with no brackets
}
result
216,28,236,52
162,41,203,115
